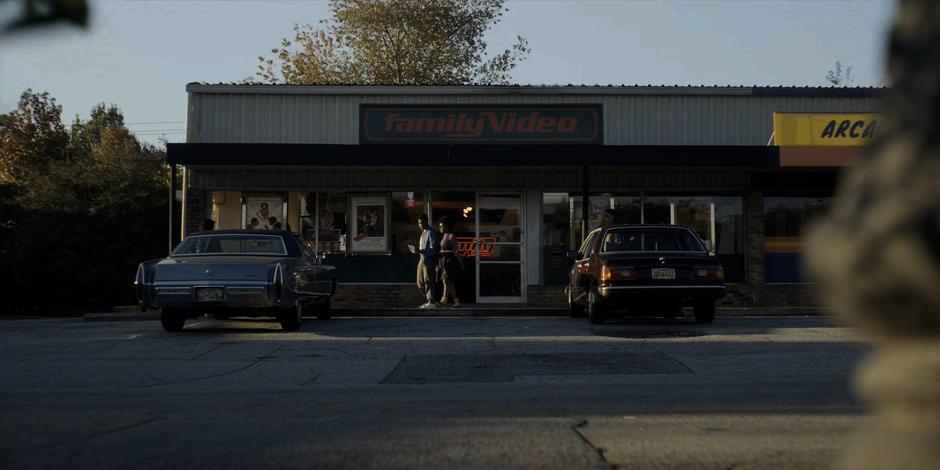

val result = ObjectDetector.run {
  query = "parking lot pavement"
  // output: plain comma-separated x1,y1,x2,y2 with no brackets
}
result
0,315,869,469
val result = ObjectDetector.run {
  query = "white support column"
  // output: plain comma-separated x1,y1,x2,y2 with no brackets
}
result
180,166,188,240
525,188,542,286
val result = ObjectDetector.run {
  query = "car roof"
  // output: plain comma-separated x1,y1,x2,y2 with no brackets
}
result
188,229,295,237
591,224,697,233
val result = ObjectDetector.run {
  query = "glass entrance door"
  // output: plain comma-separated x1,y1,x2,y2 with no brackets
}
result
476,194,525,303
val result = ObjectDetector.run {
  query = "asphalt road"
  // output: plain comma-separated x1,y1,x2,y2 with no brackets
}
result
0,315,869,470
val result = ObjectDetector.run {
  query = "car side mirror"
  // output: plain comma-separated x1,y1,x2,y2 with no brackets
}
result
566,251,580,261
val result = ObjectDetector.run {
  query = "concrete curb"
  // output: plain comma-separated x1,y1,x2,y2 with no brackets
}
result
83,306,827,321
83,311,160,322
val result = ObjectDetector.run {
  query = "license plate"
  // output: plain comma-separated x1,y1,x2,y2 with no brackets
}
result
195,288,224,302
651,268,676,280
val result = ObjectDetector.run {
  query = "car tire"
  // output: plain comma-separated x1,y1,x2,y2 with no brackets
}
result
587,287,607,325
160,309,186,332
568,287,586,318
694,302,716,324
316,297,332,320
279,304,303,331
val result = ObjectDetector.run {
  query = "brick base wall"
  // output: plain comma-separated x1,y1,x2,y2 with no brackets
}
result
333,284,426,309
526,285,566,308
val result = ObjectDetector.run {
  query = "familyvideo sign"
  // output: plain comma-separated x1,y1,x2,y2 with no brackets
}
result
360,104,603,144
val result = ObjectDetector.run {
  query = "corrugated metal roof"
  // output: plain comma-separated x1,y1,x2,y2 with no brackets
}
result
186,83,884,97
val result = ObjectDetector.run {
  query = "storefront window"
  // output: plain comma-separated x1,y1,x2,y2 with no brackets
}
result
569,193,641,247
645,194,744,282
643,195,671,224
390,191,425,254
763,196,832,283
300,192,347,254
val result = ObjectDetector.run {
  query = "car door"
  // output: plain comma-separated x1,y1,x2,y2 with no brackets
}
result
569,230,600,295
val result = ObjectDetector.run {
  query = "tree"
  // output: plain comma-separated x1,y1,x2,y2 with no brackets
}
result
257,0,530,85
0,91,169,312
826,60,854,86
0,89,69,187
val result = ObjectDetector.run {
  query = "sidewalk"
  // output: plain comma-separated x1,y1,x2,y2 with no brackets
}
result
82,305,826,321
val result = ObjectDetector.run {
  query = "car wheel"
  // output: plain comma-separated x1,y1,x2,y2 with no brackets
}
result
279,304,303,331
587,287,607,325
568,287,586,318
160,309,186,332
694,302,716,324
316,297,332,320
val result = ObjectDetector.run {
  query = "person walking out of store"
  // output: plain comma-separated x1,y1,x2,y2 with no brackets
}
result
409,214,440,308
437,216,463,308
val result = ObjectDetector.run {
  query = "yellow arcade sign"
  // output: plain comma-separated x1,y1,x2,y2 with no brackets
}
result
773,112,880,146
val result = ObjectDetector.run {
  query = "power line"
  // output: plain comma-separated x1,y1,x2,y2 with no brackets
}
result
125,121,185,126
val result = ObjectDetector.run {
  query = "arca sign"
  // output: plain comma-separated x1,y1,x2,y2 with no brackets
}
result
360,104,603,144
773,112,880,146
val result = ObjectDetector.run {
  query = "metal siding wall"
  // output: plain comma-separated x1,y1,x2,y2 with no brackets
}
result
187,91,880,145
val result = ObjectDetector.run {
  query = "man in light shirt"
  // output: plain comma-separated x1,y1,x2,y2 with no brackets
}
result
409,214,441,308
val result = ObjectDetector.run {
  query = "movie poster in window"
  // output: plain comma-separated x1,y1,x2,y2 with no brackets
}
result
349,195,389,253
244,194,286,230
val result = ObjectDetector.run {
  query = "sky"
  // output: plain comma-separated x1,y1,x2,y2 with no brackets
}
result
1,0,896,146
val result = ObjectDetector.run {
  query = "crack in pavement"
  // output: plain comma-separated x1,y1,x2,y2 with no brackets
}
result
0,415,160,453
135,345,287,388
189,343,230,361
571,419,620,470
298,370,321,386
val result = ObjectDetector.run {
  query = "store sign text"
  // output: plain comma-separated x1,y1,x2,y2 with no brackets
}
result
360,105,602,144
456,236,496,258
773,112,881,146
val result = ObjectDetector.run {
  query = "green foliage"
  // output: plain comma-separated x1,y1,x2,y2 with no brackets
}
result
0,89,69,187
826,61,854,86
257,0,530,85
0,90,169,313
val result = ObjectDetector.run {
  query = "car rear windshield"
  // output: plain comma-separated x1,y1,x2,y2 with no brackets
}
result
600,228,705,252
173,235,287,256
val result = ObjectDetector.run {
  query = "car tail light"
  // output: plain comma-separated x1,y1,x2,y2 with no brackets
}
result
602,267,637,282
692,267,724,281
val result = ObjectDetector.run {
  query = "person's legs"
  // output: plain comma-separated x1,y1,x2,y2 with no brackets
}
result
427,261,438,303
418,261,437,306
440,276,454,305
416,261,430,306
445,279,460,306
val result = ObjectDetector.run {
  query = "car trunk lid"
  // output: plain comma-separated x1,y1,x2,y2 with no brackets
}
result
154,256,279,282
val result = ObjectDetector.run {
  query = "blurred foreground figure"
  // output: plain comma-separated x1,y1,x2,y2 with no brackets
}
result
4,0,88,33
807,1,940,469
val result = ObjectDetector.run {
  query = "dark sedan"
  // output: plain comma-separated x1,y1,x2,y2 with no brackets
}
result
135,230,336,332
566,225,726,324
